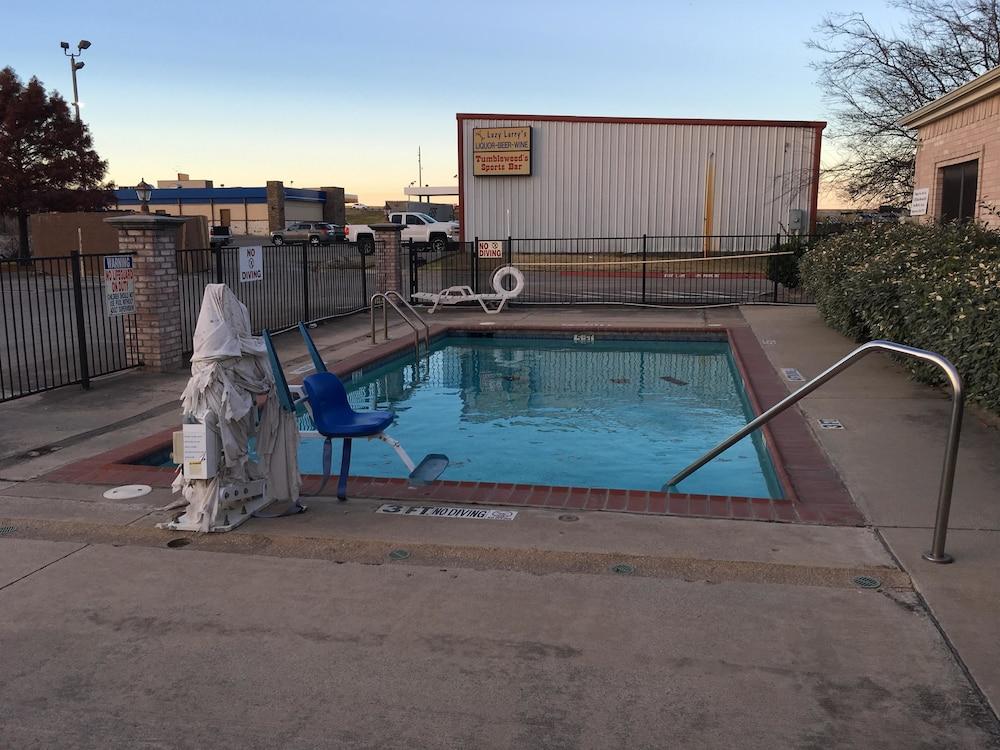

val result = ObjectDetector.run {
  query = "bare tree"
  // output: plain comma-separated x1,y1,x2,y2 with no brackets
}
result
809,0,1000,205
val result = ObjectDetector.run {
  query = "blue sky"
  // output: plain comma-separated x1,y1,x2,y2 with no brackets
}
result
3,0,905,204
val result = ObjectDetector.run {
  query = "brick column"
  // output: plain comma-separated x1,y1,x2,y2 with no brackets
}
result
321,186,346,226
371,223,404,294
266,181,285,231
104,214,186,372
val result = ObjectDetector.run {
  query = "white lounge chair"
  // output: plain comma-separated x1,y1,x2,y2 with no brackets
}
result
413,265,525,314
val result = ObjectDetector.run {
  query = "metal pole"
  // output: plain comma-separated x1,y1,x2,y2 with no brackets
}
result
213,245,224,284
472,236,479,293
664,340,964,564
70,251,90,389
641,234,648,304
772,233,780,303
302,243,310,323
69,58,81,121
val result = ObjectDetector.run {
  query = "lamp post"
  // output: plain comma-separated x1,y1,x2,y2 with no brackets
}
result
135,179,153,214
60,40,91,121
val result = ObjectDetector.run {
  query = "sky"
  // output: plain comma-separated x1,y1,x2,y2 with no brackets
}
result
2,0,907,207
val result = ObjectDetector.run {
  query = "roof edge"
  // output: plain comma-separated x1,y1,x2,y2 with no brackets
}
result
456,113,826,129
898,65,1000,129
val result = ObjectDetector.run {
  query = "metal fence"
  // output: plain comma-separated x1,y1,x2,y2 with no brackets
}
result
177,241,377,347
406,234,816,306
0,252,141,403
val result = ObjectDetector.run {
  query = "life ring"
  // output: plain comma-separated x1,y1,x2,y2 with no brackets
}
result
492,265,525,297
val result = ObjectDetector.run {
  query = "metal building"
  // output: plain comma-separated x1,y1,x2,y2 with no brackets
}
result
457,114,824,245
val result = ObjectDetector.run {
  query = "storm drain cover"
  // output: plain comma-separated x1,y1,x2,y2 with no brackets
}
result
388,549,411,560
103,484,153,500
558,514,579,522
852,575,882,589
611,563,635,575
0,525,16,536
166,538,191,549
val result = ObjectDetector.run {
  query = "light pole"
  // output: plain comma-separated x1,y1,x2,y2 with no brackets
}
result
60,39,91,121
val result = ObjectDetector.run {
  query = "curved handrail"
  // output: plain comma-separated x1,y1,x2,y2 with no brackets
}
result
664,340,965,564
370,291,429,355
383,290,431,350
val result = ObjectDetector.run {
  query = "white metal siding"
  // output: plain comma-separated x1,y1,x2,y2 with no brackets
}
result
460,118,819,244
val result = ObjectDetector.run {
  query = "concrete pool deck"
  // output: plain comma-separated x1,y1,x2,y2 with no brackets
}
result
1,304,999,748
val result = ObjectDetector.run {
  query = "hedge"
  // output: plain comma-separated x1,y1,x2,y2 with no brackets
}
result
800,222,1000,413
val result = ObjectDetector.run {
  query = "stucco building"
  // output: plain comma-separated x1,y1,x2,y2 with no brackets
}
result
900,65,1000,224
112,176,353,235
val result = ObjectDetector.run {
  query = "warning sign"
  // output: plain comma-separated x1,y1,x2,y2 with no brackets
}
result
477,240,504,259
103,255,136,317
239,245,264,283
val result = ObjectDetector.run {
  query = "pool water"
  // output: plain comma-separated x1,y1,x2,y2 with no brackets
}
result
298,335,782,498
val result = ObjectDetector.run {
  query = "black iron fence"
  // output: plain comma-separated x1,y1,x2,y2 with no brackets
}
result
407,234,816,306
0,252,141,403
177,241,377,347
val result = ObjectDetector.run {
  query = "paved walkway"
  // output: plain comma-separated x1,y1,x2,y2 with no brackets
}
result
1,304,998,749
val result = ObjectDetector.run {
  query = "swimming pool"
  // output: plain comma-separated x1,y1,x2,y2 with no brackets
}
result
299,333,782,498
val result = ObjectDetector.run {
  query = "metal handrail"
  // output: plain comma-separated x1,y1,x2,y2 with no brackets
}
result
665,340,965,564
370,291,430,355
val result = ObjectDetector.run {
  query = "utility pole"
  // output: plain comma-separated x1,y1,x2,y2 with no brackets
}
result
60,39,91,121
418,147,423,203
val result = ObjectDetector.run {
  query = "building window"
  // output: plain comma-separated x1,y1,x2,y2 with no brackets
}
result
939,160,978,223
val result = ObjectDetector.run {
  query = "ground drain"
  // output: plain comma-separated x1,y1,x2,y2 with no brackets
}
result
558,514,579,522
166,538,192,549
610,563,635,575
852,575,881,589
0,525,16,536
388,549,411,560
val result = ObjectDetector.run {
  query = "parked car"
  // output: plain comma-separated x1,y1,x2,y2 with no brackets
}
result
344,212,457,254
209,225,233,248
270,222,345,246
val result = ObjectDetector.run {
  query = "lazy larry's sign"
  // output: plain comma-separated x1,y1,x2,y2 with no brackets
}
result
103,255,136,316
239,245,264,283
473,126,532,176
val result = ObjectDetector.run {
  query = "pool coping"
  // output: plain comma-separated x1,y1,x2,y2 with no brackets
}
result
42,322,864,526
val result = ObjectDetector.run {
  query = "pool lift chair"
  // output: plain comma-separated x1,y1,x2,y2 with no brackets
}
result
263,324,448,501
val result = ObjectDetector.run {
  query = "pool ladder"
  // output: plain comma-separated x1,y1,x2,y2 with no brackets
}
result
665,341,965,564
370,290,431,357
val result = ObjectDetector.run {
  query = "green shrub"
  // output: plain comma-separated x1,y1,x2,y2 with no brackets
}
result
800,222,1000,413
766,239,810,289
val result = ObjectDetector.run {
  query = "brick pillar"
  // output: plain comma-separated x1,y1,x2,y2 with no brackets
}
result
321,186,346,226
104,214,186,372
371,223,404,294
266,181,285,231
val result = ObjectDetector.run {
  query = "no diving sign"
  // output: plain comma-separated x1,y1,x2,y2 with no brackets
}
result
477,240,504,259
377,503,517,520
239,245,264,283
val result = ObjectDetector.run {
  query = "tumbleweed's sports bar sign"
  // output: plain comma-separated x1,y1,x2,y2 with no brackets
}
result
473,126,532,176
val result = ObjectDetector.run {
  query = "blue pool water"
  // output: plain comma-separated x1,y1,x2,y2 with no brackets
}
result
298,335,782,498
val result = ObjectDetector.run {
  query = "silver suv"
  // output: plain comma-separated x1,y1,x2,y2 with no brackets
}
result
270,222,344,246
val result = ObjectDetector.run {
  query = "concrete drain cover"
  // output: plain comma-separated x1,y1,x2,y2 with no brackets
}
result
388,549,411,560
0,525,16,536
103,485,153,500
853,575,881,589
166,538,191,549
611,563,635,575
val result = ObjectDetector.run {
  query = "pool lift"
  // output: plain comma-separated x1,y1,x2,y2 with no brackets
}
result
263,322,449,501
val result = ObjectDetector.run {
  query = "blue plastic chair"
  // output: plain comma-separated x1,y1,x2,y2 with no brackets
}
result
302,371,395,500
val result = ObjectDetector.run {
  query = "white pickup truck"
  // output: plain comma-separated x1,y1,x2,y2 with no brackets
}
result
344,212,459,254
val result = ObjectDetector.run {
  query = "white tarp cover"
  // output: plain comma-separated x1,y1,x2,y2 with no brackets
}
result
171,284,300,530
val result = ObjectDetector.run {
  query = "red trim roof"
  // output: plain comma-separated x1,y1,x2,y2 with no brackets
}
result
457,113,826,129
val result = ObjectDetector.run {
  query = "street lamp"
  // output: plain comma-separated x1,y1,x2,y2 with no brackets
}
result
60,39,91,121
135,178,153,214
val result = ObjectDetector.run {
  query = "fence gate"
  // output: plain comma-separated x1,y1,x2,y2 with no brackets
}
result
0,252,142,403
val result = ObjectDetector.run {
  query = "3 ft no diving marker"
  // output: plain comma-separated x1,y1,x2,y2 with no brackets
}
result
239,245,264,283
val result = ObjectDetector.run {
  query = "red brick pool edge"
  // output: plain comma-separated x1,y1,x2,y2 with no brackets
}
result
42,323,865,527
